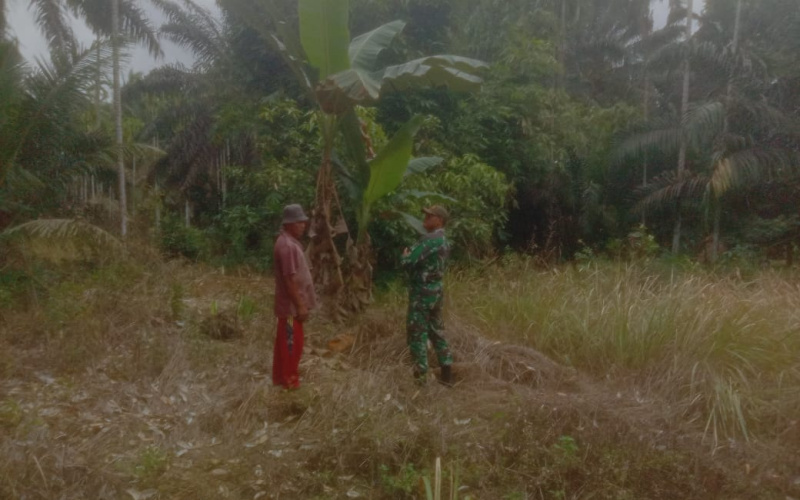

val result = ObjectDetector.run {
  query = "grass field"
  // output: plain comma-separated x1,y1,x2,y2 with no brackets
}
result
1,252,799,499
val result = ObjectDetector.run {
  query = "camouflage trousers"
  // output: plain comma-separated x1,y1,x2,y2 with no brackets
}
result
407,291,452,380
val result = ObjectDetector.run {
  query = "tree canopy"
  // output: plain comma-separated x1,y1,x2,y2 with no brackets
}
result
2,0,799,269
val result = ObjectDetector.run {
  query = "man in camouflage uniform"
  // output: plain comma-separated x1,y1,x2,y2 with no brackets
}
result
401,205,453,385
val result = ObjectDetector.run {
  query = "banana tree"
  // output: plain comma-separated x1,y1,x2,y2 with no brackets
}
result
235,0,487,315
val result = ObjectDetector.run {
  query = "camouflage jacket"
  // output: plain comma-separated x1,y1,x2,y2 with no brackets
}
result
401,229,450,295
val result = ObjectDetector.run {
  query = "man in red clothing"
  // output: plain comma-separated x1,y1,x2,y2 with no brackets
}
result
273,204,317,389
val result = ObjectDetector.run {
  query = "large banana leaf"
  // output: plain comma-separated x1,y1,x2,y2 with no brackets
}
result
299,0,350,81
363,115,424,206
382,55,487,93
314,20,406,111
318,54,487,111
349,20,406,71
338,109,370,188
358,115,423,237
316,68,382,113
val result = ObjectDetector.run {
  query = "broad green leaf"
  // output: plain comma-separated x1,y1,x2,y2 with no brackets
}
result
349,20,406,71
385,55,488,76
299,0,350,80
2,219,122,250
271,34,313,93
316,67,382,113
317,53,488,112
404,156,443,177
330,153,360,202
338,109,370,187
382,56,487,93
363,115,424,206
422,476,434,500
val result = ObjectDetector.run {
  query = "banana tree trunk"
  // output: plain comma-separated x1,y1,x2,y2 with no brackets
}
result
308,155,345,315
342,234,373,314
308,157,374,318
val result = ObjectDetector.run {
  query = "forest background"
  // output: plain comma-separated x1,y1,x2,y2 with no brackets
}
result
2,0,799,271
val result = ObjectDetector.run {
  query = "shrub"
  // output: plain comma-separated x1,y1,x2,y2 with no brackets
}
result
371,153,514,273
158,214,209,260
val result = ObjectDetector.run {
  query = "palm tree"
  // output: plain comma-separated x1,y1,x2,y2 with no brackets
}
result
620,3,800,259
1,0,75,55
65,0,162,237
128,0,255,223
1,42,115,220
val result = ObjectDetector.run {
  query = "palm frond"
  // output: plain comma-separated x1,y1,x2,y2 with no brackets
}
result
153,0,224,68
617,126,683,162
30,0,76,56
119,0,162,58
3,163,46,192
634,170,709,213
67,0,162,57
683,100,725,150
711,147,800,196
734,97,796,133
152,111,219,191
222,0,313,98
7,43,113,170
121,64,194,100
1,218,123,252
632,22,685,57
88,141,165,171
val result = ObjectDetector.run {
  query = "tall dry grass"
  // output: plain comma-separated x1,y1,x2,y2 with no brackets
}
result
2,246,799,498
446,256,800,446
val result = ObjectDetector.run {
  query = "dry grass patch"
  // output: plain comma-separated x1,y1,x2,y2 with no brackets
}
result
449,258,800,449
0,255,798,498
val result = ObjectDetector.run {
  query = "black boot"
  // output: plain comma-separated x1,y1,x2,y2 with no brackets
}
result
439,365,453,387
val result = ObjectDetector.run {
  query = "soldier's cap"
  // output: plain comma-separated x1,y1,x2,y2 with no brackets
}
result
282,204,309,225
422,205,449,224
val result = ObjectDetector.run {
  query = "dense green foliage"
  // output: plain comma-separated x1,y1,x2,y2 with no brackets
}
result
2,0,800,269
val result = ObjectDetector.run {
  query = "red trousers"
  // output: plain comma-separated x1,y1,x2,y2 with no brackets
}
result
272,317,304,388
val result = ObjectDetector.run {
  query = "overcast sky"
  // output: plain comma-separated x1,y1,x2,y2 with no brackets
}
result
7,0,704,75
7,0,220,75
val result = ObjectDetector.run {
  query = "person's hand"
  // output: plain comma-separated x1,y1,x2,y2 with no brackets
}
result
402,247,410,257
296,305,309,323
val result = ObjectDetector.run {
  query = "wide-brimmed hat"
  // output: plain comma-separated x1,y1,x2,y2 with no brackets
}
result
282,204,309,225
422,205,449,225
